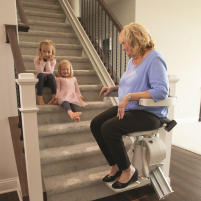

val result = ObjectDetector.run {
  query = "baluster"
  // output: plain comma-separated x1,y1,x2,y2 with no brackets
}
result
84,0,86,30
104,12,107,66
108,19,110,73
111,23,114,80
92,0,94,44
124,51,126,72
95,0,97,50
89,0,91,39
87,0,89,34
115,29,118,85
101,8,103,60
120,44,122,78
98,3,100,55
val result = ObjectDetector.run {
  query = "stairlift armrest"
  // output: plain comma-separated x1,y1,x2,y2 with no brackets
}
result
139,97,177,107
104,90,118,97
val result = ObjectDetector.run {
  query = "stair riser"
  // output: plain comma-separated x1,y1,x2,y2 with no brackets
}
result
29,25,73,33
36,90,101,104
23,6,63,14
47,183,115,201
20,47,82,57
23,61,93,70
22,0,59,5
39,131,94,150
19,35,79,45
26,15,66,23
41,154,107,177
37,108,108,125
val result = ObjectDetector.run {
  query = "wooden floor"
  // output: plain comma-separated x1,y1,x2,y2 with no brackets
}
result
1,146,201,201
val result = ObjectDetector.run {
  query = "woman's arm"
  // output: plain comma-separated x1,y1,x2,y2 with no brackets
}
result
75,78,81,95
34,58,45,73
55,78,61,99
99,85,119,98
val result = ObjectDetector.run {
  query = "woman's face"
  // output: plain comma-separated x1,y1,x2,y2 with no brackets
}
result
122,40,133,58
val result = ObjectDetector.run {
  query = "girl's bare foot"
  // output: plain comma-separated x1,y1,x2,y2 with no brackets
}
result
48,95,56,105
38,96,46,105
68,111,82,122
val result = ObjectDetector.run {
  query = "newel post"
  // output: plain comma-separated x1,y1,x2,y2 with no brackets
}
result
15,73,43,201
160,75,179,182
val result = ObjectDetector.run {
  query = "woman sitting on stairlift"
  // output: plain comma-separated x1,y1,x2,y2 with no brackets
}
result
90,22,169,189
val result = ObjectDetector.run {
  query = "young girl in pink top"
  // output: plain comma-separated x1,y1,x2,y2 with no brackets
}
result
53,60,87,123
34,40,56,105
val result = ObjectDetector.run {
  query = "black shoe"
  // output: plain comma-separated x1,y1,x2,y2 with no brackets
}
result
102,170,122,182
112,169,138,189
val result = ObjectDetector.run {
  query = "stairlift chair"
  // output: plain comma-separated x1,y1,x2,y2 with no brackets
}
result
104,91,177,200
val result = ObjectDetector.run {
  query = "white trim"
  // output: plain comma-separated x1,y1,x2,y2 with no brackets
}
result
19,108,39,113
175,117,199,124
59,0,118,106
0,177,19,195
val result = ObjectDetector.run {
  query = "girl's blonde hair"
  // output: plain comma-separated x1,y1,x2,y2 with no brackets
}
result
37,39,56,60
119,22,155,56
58,60,73,78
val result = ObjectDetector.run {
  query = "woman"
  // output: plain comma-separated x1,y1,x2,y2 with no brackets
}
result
90,22,169,189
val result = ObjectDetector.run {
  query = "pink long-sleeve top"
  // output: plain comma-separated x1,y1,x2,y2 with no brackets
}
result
34,57,56,77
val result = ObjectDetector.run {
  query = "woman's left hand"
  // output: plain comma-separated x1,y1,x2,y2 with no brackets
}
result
117,95,130,119
80,95,84,100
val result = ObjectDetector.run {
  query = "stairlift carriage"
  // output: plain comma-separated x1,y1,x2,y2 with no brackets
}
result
104,91,177,200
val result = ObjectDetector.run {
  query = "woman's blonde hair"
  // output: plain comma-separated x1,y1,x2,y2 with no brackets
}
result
37,39,56,60
58,60,73,78
119,22,155,56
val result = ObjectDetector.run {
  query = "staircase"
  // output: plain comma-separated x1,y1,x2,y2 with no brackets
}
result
18,0,118,200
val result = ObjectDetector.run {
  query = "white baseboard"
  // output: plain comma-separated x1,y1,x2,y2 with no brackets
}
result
175,117,199,124
0,177,19,195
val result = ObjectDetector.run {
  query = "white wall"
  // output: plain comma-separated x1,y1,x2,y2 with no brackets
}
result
135,0,201,122
68,0,80,17
0,0,18,194
107,0,135,26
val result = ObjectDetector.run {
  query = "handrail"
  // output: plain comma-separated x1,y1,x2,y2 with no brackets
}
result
5,25,26,74
97,0,123,32
16,0,30,32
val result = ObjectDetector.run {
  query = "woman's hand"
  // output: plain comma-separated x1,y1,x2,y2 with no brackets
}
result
47,55,53,62
117,95,130,119
99,87,113,98
53,98,58,105
39,52,43,60
80,95,84,100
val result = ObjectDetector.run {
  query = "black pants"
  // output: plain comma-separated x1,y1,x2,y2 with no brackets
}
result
37,73,56,96
62,101,78,112
90,106,163,171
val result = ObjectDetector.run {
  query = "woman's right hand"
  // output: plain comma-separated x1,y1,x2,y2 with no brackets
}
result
99,87,114,98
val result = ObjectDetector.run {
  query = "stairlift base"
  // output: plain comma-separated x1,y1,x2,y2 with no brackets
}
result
104,176,150,193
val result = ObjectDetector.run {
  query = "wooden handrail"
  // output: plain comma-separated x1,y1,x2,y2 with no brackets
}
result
97,0,123,32
16,0,29,32
5,25,26,74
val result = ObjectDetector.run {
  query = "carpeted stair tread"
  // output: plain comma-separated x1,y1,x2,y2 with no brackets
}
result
22,1,62,11
22,0,58,4
24,10,66,19
37,101,109,114
44,165,110,196
40,142,102,165
19,41,83,50
22,55,91,63
26,20,72,28
38,121,91,138
27,69,97,76
19,30,77,38
34,85,102,94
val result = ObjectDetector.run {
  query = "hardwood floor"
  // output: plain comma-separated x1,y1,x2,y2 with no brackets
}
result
1,146,201,201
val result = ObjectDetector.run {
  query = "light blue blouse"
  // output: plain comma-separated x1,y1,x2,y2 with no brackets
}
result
118,49,169,117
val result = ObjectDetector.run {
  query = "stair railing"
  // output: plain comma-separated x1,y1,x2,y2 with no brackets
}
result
16,0,30,32
5,0,47,200
80,0,129,85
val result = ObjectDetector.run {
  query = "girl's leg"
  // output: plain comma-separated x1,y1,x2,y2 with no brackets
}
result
69,103,80,122
46,74,56,105
37,73,46,105
62,101,82,123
